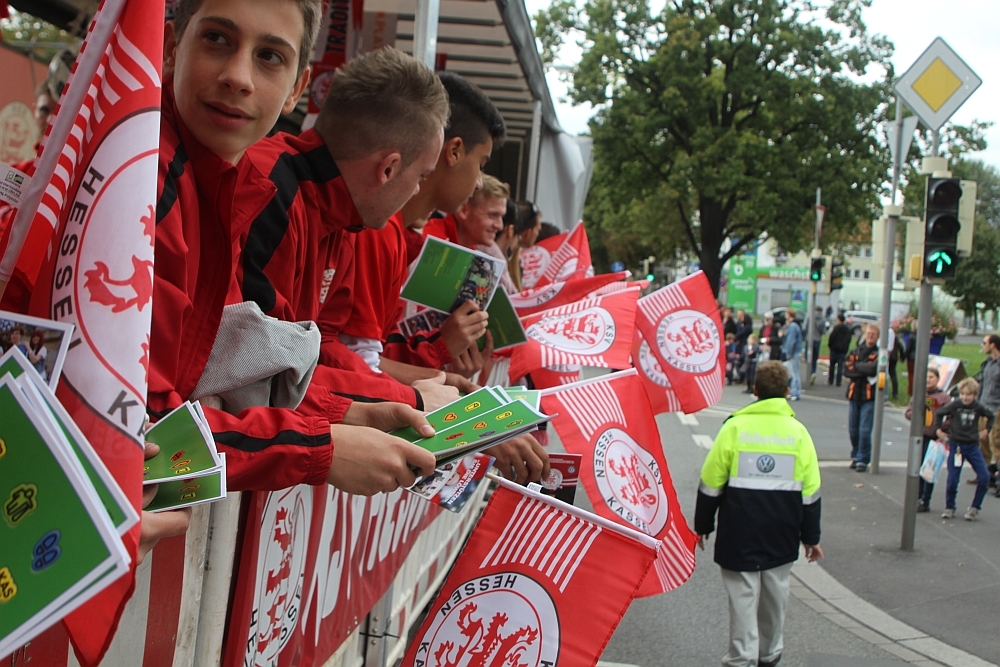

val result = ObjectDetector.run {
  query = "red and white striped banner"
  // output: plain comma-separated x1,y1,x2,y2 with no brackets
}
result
635,272,723,414
631,329,683,414
519,231,567,289
508,271,627,317
509,288,639,381
541,370,697,595
401,478,658,667
534,221,592,288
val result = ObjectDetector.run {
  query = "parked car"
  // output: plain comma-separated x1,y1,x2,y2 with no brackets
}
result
844,310,881,337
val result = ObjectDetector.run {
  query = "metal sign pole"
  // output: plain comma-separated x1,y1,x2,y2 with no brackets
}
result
807,188,821,381
902,129,941,551
871,103,905,474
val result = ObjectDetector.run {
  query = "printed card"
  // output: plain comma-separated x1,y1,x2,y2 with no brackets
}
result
391,387,510,442
0,376,128,657
0,347,137,535
145,455,227,512
406,453,495,513
0,310,74,390
400,237,506,313
540,453,583,504
143,402,222,484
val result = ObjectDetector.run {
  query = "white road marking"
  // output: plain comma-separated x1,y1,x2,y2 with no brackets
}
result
677,413,699,426
597,662,642,667
693,434,714,450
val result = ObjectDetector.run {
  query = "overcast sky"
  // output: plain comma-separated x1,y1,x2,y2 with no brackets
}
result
526,0,999,172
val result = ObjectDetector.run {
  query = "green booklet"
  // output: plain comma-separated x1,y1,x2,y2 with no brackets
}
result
143,402,222,484
501,387,542,410
400,237,507,313
0,346,137,535
0,375,129,657
391,389,550,466
481,289,527,352
144,458,227,512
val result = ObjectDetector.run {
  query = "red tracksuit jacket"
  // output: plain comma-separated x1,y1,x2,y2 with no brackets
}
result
150,86,342,491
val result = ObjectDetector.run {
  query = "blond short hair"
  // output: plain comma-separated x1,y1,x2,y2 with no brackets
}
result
316,47,449,164
958,377,980,395
172,0,322,76
470,174,510,203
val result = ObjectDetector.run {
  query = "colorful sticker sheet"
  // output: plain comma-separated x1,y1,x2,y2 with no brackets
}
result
0,373,130,657
406,452,495,513
143,402,224,485
391,386,551,467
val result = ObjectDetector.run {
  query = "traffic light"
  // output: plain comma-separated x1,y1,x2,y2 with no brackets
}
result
809,257,824,282
641,255,656,282
923,177,962,280
829,257,844,291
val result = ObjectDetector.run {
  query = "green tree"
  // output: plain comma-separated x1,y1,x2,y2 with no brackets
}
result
536,0,894,293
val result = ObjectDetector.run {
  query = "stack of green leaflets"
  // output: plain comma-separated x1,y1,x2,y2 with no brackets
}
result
392,386,551,468
143,402,227,513
0,347,134,656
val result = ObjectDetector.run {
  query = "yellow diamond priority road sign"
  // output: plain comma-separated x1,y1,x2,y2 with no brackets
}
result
894,38,981,132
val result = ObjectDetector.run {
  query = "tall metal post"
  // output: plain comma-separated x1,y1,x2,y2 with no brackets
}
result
871,103,905,474
902,129,941,551
807,188,821,384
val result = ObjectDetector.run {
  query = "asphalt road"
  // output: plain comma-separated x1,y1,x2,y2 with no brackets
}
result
551,371,997,667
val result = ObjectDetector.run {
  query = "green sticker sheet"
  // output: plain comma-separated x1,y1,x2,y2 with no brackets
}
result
0,376,127,656
392,387,510,442
143,402,221,484
480,289,527,352
501,388,542,410
407,399,548,459
400,237,506,313
0,347,137,535
145,459,226,513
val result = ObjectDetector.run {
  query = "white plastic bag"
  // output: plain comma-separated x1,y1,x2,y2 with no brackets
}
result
920,440,947,483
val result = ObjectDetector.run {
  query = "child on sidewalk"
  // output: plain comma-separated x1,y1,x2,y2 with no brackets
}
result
934,377,994,520
725,333,738,385
905,367,951,512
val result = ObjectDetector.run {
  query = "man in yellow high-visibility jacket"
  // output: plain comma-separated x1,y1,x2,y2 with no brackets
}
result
695,361,824,667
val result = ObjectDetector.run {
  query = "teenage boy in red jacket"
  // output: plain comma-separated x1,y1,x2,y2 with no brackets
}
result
152,0,438,499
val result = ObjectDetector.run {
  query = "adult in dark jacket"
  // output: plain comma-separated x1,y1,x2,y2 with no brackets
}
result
758,311,781,361
735,311,754,348
844,325,880,471
826,314,852,387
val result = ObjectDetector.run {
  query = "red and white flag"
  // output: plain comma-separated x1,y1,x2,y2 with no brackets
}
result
631,329,683,414
509,288,639,381
519,231,567,289
588,279,650,298
529,364,583,390
541,370,697,595
15,0,163,663
535,221,593,287
634,272,724,414
401,478,658,667
509,271,627,317
305,0,365,114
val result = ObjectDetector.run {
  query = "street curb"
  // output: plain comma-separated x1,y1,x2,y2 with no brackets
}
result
790,559,997,667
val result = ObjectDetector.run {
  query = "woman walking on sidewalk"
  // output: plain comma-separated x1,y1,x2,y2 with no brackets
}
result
905,367,951,512
935,377,994,521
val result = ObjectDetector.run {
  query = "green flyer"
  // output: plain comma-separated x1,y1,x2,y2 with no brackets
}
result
0,376,128,657
405,399,549,461
392,387,510,442
400,237,506,313
0,347,137,535
481,289,527,352
143,402,222,484
145,461,227,513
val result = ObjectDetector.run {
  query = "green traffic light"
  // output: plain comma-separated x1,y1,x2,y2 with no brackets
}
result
646,273,655,282
926,249,953,275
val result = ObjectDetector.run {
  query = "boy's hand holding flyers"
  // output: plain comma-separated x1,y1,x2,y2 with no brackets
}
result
327,424,436,494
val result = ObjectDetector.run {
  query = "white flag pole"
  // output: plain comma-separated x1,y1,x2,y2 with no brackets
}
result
0,0,127,297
